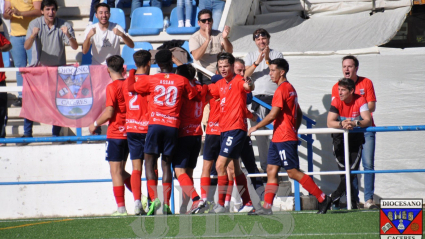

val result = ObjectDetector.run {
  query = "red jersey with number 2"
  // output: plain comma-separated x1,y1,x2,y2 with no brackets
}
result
208,75,250,132
179,83,208,137
122,74,150,134
133,73,198,128
105,79,127,139
272,81,299,143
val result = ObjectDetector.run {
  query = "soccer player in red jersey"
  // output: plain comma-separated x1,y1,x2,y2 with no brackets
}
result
89,55,129,216
328,78,372,210
331,55,378,209
174,64,208,214
248,58,331,215
207,52,255,213
122,50,151,215
127,49,199,215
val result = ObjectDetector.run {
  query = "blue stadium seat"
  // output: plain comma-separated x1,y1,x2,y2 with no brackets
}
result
122,42,153,70
181,41,193,63
81,45,92,65
128,7,163,36
93,8,126,30
166,6,200,35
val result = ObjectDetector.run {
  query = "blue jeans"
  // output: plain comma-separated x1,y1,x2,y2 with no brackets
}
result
198,0,225,30
24,119,62,137
150,0,162,8
9,36,32,98
177,0,193,22
353,131,376,202
116,0,142,16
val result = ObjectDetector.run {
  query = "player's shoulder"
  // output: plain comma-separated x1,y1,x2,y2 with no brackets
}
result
354,93,367,104
357,76,373,85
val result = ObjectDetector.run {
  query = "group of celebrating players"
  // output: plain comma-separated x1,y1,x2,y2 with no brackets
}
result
89,47,334,217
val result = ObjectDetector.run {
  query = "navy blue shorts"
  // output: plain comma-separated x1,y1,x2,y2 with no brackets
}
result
219,130,247,159
105,138,129,162
267,141,299,170
173,136,202,169
144,124,179,156
127,132,146,160
203,134,221,161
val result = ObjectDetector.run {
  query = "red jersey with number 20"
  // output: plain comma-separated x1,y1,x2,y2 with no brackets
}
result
123,74,150,134
133,73,198,128
208,75,250,132
179,83,208,137
105,79,127,139
272,81,299,143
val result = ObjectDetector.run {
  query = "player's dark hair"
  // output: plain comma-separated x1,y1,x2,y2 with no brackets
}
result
235,58,245,66
338,78,356,92
252,28,270,41
198,9,212,20
342,55,359,67
133,50,151,68
217,52,235,65
41,0,58,11
106,55,124,73
95,3,110,13
176,64,196,81
270,58,289,77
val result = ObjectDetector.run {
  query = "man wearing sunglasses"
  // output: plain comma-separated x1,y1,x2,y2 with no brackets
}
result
244,28,283,174
189,9,232,80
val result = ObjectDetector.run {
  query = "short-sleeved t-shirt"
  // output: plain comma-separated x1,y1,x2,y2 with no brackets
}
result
6,0,42,36
331,77,376,126
122,74,150,134
26,16,75,66
208,74,250,132
271,81,299,143
132,73,198,128
244,49,284,96
0,34,10,82
189,30,223,73
83,22,126,65
105,79,127,139
179,83,207,137
330,94,369,121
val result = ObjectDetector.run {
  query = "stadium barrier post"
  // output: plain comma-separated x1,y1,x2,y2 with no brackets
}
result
343,130,352,210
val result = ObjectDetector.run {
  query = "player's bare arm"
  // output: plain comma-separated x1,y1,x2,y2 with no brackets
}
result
89,106,114,134
327,111,342,129
4,1,41,19
368,101,376,113
24,27,40,50
248,106,281,136
82,27,96,54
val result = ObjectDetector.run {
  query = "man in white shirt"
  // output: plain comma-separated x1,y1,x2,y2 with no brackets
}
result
82,3,134,65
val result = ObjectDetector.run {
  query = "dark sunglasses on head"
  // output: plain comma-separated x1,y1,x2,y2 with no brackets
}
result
199,18,213,23
254,33,268,39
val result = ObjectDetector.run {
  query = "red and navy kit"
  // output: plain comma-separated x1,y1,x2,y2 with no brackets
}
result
123,74,150,134
105,79,128,161
203,80,221,161
332,77,376,126
267,81,300,169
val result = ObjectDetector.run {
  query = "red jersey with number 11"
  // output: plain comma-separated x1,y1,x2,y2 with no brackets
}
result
133,73,198,128
123,74,150,134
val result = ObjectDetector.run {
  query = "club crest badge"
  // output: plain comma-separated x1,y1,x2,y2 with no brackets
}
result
380,199,423,239
56,65,93,119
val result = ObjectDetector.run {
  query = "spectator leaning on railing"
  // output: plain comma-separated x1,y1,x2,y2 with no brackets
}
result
0,27,11,146
17,0,78,145
3,0,41,107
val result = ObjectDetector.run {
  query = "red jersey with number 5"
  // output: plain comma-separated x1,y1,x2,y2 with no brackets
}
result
179,83,208,137
272,81,299,143
123,74,150,134
132,73,198,128
105,79,127,139
208,75,250,132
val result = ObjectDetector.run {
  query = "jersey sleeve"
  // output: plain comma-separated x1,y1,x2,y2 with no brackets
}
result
0,34,10,46
271,86,285,110
358,97,369,112
364,79,377,103
329,98,340,114
331,83,338,102
133,75,150,94
105,84,116,107
208,83,219,99
184,77,199,100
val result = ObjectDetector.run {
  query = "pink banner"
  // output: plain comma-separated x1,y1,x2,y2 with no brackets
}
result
20,65,112,128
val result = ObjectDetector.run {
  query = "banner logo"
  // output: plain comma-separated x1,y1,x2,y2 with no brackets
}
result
380,199,423,239
56,65,93,119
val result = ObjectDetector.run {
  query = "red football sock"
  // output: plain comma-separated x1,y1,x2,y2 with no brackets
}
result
200,177,211,200
124,177,132,192
131,170,141,201
299,174,325,203
217,175,229,206
234,173,252,206
147,180,157,201
225,179,234,203
163,182,172,205
113,186,125,207
177,173,200,201
154,169,159,179
264,183,279,209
